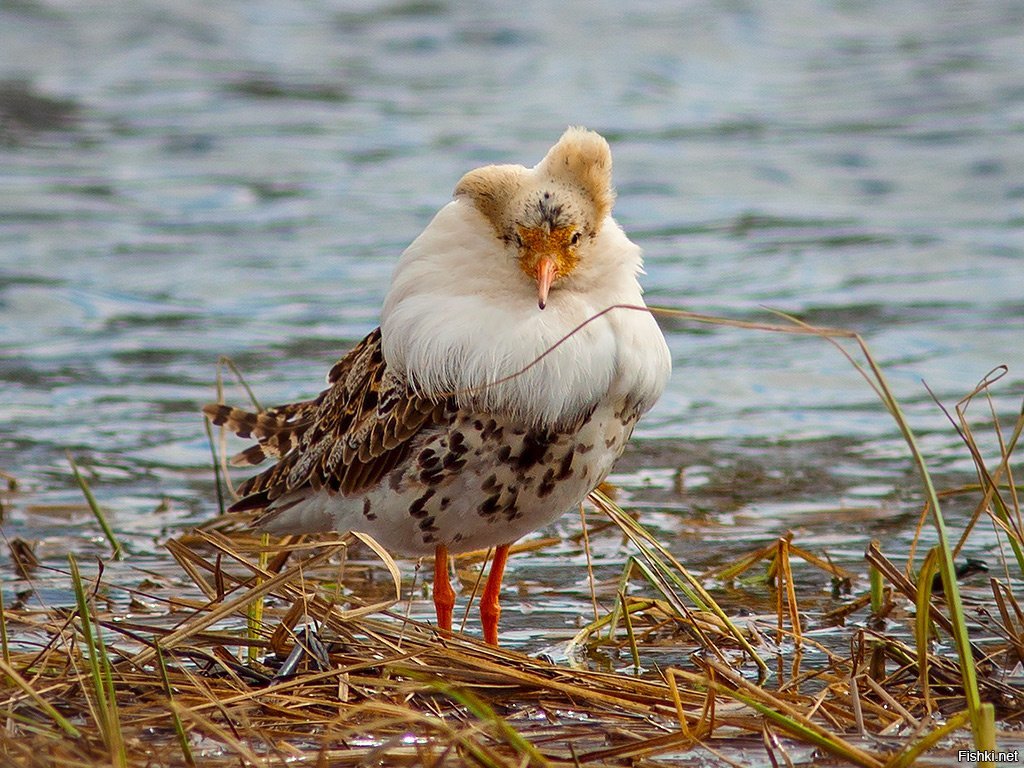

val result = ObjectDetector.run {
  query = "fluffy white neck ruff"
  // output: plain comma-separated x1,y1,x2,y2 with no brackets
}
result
381,199,667,430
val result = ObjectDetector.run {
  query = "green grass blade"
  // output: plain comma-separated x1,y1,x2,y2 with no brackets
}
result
0,587,10,666
988,489,1024,577
155,643,195,767
868,555,884,617
68,553,108,723
618,591,642,673
421,676,549,767
248,532,270,662
868,372,987,747
672,667,884,768
0,657,81,738
915,547,940,714
777,310,993,751
67,453,123,560
887,709,971,768
203,418,227,518
68,554,126,765
591,489,769,673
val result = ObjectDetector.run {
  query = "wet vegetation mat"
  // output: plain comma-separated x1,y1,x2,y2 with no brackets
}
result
2,320,1023,767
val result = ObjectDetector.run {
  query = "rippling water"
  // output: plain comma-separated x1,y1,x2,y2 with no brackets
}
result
1,1,1022,619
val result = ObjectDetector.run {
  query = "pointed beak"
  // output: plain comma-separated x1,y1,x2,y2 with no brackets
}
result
536,257,557,310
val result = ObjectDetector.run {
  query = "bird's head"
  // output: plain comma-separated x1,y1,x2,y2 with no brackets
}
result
454,127,615,309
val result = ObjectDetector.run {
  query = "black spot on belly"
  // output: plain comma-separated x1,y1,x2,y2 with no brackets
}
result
417,449,439,469
503,491,522,521
605,435,617,449
449,431,469,456
481,474,500,493
440,496,451,510
443,452,466,471
409,489,435,518
420,467,445,486
362,498,376,521
496,444,512,463
481,419,504,441
516,430,552,471
556,447,575,480
537,468,557,498
419,516,438,531
478,493,501,516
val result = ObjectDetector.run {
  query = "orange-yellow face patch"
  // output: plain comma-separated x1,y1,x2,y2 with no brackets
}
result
516,226,582,308
515,225,581,284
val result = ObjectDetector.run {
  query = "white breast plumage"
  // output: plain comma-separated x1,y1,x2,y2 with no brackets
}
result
381,199,669,430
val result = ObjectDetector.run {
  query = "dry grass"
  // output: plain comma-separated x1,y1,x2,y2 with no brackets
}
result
2,316,1023,766
1,485,1021,766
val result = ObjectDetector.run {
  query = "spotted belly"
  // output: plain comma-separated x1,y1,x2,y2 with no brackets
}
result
266,400,637,556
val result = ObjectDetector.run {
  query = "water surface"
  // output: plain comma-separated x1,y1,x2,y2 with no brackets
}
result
1,0,1022,643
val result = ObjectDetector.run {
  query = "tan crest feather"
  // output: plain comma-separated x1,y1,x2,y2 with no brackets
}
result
537,126,615,222
453,127,616,236
453,164,523,232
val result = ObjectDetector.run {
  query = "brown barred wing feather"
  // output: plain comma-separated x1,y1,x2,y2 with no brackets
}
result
203,328,448,514
201,400,318,466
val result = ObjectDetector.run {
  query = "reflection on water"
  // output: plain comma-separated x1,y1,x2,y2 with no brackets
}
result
0,1,1021,623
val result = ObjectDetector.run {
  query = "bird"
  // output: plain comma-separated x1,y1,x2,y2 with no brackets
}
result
204,127,671,645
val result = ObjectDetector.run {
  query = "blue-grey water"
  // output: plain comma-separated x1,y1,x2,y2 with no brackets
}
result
0,0,1022,666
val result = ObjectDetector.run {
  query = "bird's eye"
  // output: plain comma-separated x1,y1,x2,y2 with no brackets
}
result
570,231,581,245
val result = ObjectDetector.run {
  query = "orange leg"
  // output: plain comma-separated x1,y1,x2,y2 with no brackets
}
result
433,544,455,634
480,543,511,646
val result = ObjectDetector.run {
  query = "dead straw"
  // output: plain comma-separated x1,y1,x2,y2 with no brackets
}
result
2,306,1022,765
